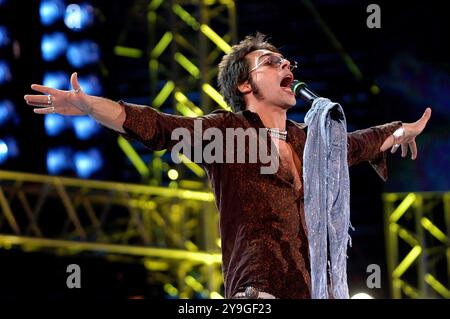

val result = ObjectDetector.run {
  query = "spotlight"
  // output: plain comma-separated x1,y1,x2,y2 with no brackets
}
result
64,3,95,31
39,0,65,26
43,71,70,90
44,113,71,136
351,292,374,299
66,40,100,68
77,74,103,95
41,32,68,61
0,60,12,85
168,169,179,180
0,99,19,126
0,138,8,164
46,146,73,174
0,26,11,47
74,148,103,178
2,136,18,158
72,116,101,140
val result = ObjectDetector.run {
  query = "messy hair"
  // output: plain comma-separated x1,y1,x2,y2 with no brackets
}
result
217,33,279,112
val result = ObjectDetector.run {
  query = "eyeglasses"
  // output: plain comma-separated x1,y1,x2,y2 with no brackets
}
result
248,55,298,73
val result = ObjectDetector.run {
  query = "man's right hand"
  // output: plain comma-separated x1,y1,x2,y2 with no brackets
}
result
24,72,91,116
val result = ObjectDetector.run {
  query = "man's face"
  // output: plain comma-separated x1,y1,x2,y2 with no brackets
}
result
245,49,297,109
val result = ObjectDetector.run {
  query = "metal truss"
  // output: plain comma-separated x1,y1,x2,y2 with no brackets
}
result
0,170,223,298
114,0,237,183
383,191,450,299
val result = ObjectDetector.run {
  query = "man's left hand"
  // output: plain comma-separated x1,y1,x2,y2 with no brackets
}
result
380,107,432,160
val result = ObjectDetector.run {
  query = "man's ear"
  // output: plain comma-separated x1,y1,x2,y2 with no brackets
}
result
238,81,252,94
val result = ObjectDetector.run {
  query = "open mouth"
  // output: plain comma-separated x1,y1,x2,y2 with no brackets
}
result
280,75,293,90
280,75,293,88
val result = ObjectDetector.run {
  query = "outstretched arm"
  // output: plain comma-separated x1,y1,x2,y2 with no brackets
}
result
24,72,126,133
347,107,432,181
24,72,228,153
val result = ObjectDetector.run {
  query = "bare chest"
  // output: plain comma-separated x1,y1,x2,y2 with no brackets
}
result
274,139,302,191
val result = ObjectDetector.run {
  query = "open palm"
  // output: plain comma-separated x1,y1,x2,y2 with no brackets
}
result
24,72,90,116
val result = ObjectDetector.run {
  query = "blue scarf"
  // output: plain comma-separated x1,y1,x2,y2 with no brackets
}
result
303,97,352,299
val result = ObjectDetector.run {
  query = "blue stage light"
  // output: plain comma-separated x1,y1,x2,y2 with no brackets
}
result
43,71,70,90
0,137,19,164
2,136,18,158
39,0,65,26
0,60,12,85
44,113,71,136
66,40,100,68
0,26,10,47
41,32,68,61
78,74,103,95
47,147,73,175
74,148,103,178
0,138,8,164
0,99,16,126
64,3,94,31
72,116,101,140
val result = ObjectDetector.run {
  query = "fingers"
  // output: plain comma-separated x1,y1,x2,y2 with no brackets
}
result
71,72,81,92
390,143,400,154
416,107,432,128
30,84,58,95
24,94,53,106
33,107,55,115
409,140,417,160
401,143,408,158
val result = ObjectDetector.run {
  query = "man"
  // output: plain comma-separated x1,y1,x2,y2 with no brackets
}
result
24,33,431,299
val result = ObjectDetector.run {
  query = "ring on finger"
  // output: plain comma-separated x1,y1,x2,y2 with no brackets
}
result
47,95,52,105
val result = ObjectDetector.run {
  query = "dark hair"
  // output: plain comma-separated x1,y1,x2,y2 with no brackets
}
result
217,32,279,112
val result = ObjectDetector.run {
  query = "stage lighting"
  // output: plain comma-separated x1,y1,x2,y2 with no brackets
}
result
351,292,374,299
0,60,11,85
74,148,103,178
78,74,102,95
0,99,19,126
64,3,94,31
72,116,101,140
0,26,10,47
0,138,8,164
39,0,65,26
44,113,71,136
66,40,100,68
43,71,70,90
41,32,68,61
2,136,18,158
47,146,73,174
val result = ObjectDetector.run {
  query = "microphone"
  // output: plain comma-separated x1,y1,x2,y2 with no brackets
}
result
290,80,320,104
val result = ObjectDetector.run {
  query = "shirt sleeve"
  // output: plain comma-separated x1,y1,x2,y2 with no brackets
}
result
347,121,402,181
116,100,229,152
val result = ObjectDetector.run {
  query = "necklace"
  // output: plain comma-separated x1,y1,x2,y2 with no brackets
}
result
266,128,287,141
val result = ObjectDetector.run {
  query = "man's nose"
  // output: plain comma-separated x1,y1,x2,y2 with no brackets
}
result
281,58,290,70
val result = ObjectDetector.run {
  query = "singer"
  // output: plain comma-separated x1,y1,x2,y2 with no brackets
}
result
24,33,431,299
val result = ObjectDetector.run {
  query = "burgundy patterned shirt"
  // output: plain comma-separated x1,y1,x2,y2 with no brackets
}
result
118,101,401,298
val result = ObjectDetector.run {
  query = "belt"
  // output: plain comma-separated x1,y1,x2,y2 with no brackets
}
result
233,286,276,299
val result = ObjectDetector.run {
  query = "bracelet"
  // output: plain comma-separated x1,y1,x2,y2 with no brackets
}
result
392,126,405,146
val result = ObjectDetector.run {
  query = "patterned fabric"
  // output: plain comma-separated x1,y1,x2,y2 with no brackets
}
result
303,98,350,299
116,100,402,298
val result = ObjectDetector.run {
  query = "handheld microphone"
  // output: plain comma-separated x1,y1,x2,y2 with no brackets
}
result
290,80,320,104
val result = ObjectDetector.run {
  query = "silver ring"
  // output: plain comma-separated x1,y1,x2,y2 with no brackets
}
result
74,88,81,93
394,144,400,148
47,95,52,105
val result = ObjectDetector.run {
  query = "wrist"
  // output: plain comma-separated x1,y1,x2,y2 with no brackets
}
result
392,126,405,146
